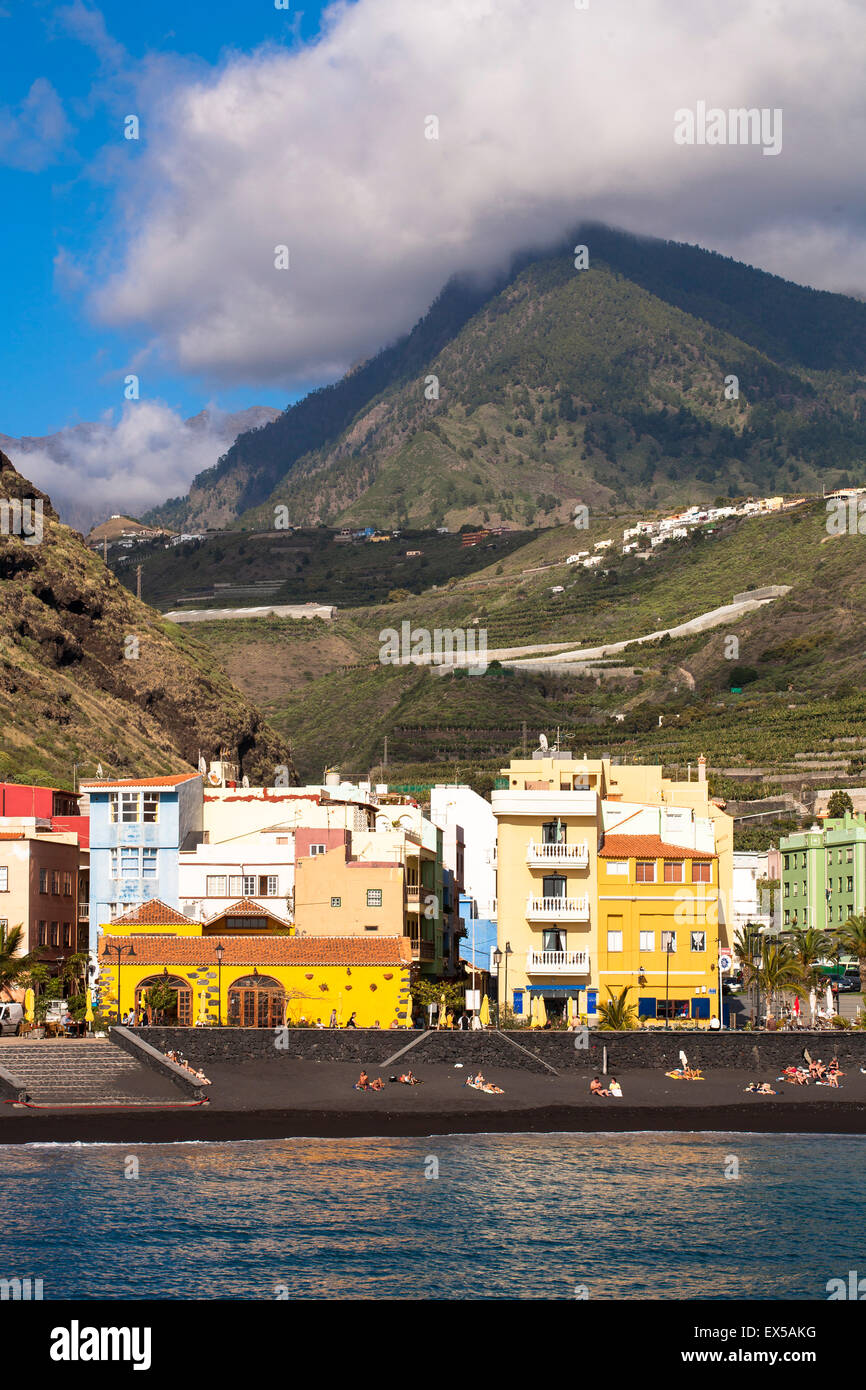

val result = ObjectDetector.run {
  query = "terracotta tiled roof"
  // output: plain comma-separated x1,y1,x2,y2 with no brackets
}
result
599,834,716,860
80,774,200,789
204,898,291,924
109,899,196,927
98,934,413,967
0,832,24,840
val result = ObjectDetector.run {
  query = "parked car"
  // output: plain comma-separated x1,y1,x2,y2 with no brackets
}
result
0,1002,24,1036
838,974,860,993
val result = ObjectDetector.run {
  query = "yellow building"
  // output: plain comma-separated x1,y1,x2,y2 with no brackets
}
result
597,833,720,1024
491,753,732,1023
98,899,412,1027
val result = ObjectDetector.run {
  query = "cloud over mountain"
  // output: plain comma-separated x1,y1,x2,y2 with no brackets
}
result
89,0,866,389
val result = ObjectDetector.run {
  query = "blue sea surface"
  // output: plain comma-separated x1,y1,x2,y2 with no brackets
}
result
0,1132,862,1300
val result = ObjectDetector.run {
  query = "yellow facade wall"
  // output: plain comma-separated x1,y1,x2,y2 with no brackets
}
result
294,848,405,936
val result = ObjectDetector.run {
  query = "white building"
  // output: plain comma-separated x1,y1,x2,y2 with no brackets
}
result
732,850,772,932
430,785,497,921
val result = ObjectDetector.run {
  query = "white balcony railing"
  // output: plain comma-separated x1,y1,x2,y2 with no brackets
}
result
526,949,590,975
526,895,590,921
526,841,589,867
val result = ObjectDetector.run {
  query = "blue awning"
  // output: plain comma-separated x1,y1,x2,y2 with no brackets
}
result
526,985,583,994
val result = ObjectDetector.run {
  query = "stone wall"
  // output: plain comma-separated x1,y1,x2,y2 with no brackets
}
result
135,1025,866,1073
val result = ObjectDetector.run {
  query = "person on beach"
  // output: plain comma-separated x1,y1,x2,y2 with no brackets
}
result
355,1070,369,1090
369,1076,385,1091
590,1077,611,1097
328,1009,338,1028
608,1078,623,1098
345,1012,357,1028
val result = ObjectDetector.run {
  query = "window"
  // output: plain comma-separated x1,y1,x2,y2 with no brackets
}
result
846,847,853,863
310,843,327,856
364,924,378,932
276,836,289,845
848,877,854,892
542,874,566,899
607,930,623,952
63,922,73,947
783,881,790,897
229,874,257,897
661,930,677,953
121,792,139,823
639,930,655,952
109,793,119,824
636,861,655,882
664,862,683,883
543,929,566,952
606,860,628,876
39,868,48,893
142,849,157,879
142,794,158,823
657,999,690,1020
366,889,383,908
207,875,227,896
120,848,139,877
50,922,59,947
0,867,6,892
542,820,566,845
784,854,789,870
52,870,61,895
37,921,47,945
690,931,706,952
692,862,711,883
801,852,807,868
266,876,278,897
784,909,791,926
330,896,342,908
63,871,73,897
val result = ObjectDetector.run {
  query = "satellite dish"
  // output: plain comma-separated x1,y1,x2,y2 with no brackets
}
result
198,756,207,775
539,733,549,751
242,775,249,789
207,771,221,787
96,763,104,779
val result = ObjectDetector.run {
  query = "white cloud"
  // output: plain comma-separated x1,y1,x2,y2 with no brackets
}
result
2,402,276,531
91,0,866,387
0,77,71,172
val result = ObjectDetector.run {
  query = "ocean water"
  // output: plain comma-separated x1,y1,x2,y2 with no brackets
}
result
0,1132,862,1300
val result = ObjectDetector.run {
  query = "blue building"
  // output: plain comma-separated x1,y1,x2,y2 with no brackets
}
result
458,893,497,974
80,774,203,952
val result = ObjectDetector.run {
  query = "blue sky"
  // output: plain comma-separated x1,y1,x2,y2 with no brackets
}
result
0,0,332,436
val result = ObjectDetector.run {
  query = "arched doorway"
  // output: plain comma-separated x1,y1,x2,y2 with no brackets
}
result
135,975,193,1026
227,975,286,1028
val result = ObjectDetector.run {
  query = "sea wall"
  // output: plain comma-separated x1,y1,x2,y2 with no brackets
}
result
133,1026,866,1073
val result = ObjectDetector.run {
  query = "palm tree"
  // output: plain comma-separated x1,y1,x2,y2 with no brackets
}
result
756,940,803,1021
839,914,866,994
597,985,639,1031
0,923,40,994
734,924,763,1023
788,926,831,986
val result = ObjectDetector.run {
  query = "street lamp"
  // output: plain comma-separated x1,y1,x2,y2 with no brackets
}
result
502,941,513,1028
664,937,674,1029
105,943,136,1023
215,940,225,1026
492,946,502,1026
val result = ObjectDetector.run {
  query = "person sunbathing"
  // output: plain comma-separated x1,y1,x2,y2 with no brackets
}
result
354,1070,370,1090
825,1069,841,1088
399,1071,421,1085
590,1077,611,1097
369,1077,385,1091
757,1083,777,1095
481,1082,504,1094
744,1081,757,1092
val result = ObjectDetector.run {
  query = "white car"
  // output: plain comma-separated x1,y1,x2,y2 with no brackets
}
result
0,1002,24,1036
566,554,581,564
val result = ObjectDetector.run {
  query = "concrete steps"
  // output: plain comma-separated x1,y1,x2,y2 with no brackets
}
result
0,1039,179,1104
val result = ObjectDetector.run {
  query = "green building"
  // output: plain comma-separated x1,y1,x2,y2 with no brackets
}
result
781,814,866,932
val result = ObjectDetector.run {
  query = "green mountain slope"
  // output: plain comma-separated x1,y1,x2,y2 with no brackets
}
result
147,225,866,534
0,452,297,786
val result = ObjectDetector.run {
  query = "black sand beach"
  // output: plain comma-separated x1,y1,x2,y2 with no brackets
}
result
3,1060,866,1143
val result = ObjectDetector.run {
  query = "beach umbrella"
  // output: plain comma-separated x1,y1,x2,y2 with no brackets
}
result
479,994,490,1027
536,996,548,1029
826,983,834,1016
565,996,574,1026
198,989,208,1025
793,994,800,1018
24,988,34,1023
679,1049,689,1071
528,994,537,1027
84,994,94,1026
809,988,816,1023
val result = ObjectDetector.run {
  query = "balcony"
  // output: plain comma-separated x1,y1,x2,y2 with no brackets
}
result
407,929,434,962
406,885,422,912
526,895,590,921
526,841,588,868
526,949,590,975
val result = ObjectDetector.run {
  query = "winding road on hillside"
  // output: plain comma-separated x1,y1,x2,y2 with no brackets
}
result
430,586,791,673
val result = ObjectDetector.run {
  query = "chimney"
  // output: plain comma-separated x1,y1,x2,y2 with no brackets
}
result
697,755,706,783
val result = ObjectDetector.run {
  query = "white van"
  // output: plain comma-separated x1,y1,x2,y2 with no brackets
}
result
0,1002,24,1036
